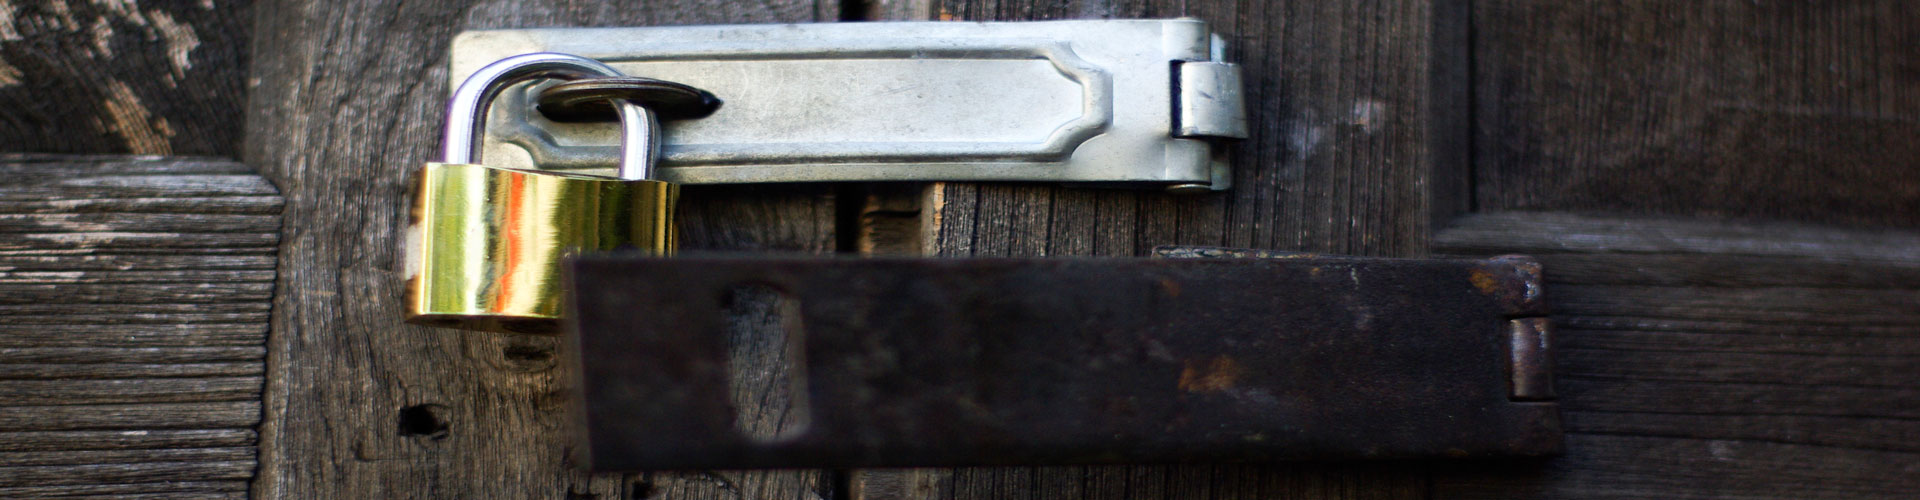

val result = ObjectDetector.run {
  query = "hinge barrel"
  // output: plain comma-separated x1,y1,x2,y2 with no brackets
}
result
1176,61,1250,140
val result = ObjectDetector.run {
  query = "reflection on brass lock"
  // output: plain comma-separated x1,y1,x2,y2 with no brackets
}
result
404,52,715,334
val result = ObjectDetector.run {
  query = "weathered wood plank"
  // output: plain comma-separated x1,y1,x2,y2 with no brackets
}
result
0,254,276,271
0,197,282,215
1437,212,1920,262
0,492,244,500
0,447,255,467
0,429,256,453
0,481,248,499
0,233,280,251
1433,213,1920,498
0,313,268,325
244,0,841,498
0,269,276,284
0,2,251,156
0,171,278,200
0,213,281,233
1474,0,1920,228
0,282,273,304
0,346,264,364
0,156,275,497
0,324,266,348
0,402,260,431
0,460,256,487
1436,435,1920,500
0,377,261,405
1496,253,1920,290
0,362,262,379
0,303,270,316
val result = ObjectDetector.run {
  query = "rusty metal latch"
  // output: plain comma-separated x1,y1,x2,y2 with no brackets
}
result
564,247,1561,470
451,19,1248,192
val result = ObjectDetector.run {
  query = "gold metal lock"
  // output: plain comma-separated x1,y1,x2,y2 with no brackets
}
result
404,53,709,334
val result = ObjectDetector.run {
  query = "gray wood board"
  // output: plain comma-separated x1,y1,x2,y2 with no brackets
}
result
1432,212,1920,499
0,1,251,156
0,155,280,498
243,0,841,498
854,0,1456,498
1473,0,1920,228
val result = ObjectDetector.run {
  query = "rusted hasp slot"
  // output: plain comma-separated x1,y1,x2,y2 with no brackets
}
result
566,248,1559,471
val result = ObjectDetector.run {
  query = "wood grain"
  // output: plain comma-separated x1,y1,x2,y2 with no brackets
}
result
0,155,278,499
854,0,1456,498
1474,0,1920,228
242,0,840,498
0,1,251,156
1433,212,1920,499
1,483,250,499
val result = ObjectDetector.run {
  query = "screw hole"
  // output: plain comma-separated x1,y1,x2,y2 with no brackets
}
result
398,404,450,440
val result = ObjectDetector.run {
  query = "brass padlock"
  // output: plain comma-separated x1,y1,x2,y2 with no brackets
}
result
404,52,703,334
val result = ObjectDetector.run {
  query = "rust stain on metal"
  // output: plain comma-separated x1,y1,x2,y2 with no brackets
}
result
1157,277,1183,298
1471,256,1549,316
1177,356,1243,393
1495,255,1546,306
1469,268,1501,294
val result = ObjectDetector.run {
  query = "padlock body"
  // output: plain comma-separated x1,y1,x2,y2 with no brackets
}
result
405,162,675,334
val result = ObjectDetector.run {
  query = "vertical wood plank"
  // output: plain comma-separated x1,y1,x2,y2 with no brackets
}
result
1474,0,1920,228
244,1,839,498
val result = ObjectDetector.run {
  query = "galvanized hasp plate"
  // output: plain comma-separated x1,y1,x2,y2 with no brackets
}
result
566,250,1560,470
453,20,1246,191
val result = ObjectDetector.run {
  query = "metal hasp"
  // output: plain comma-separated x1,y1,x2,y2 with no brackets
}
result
565,248,1561,470
452,20,1248,191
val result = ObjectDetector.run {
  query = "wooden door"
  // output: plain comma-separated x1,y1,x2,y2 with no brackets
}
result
1,0,1913,498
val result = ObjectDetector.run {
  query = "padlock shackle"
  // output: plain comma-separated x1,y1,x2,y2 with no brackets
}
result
442,53,624,165
615,104,660,180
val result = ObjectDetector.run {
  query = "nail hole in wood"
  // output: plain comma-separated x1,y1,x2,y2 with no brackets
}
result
499,338,559,373
397,404,450,440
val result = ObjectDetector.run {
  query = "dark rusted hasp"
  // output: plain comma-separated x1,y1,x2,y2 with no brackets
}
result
566,247,1559,470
